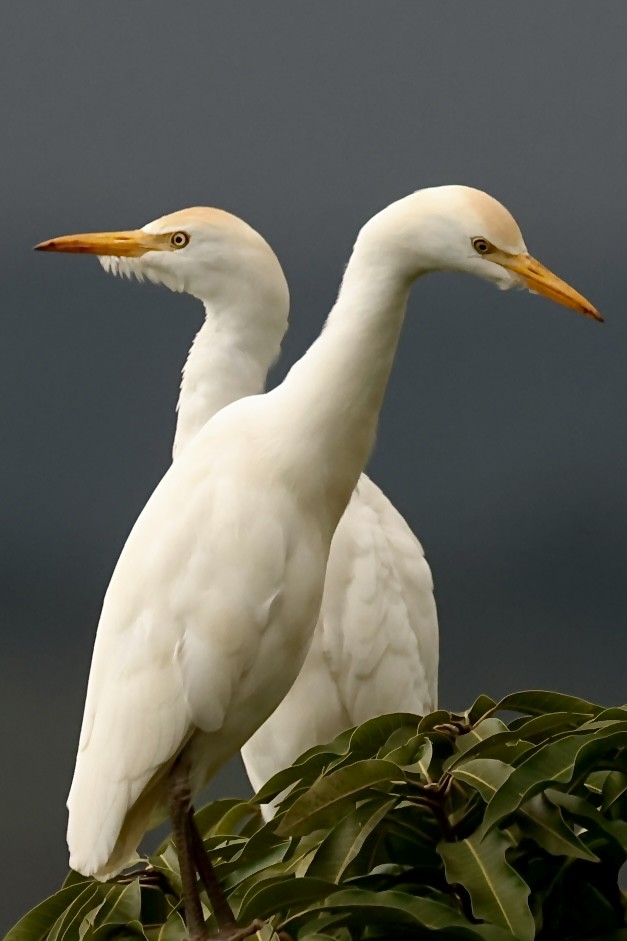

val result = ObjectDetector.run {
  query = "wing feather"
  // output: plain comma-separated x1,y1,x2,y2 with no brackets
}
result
67,421,288,877
327,474,438,722
242,472,439,797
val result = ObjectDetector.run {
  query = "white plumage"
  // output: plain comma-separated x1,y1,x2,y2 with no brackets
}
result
36,186,599,885
67,397,325,876
242,476,437,798
138,209,438,800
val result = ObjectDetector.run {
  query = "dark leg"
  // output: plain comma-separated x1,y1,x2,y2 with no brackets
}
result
188,809,265,941
188,810,237,929
167,759,208,941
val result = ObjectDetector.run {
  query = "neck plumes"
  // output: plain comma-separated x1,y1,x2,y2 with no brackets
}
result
173,298,284,457
274,218,417,530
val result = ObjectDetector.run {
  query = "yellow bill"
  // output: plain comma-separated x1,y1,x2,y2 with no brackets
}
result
492,250,602,322
34,229,169,257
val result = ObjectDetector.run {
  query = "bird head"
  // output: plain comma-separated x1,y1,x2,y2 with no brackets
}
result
35,207,290,318
362,185,601,321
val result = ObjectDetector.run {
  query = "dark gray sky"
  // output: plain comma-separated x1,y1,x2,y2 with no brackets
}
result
2,2,627,930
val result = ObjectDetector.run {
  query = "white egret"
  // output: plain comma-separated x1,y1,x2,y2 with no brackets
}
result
36,186,600,940
82,206,440,807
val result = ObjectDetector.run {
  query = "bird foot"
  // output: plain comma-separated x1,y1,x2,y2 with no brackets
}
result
205,919,267,941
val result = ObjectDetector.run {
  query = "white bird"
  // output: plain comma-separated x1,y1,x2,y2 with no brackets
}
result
96,206,439,807
36,186,599,940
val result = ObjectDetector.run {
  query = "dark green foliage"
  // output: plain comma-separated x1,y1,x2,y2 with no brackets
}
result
7,692,627,941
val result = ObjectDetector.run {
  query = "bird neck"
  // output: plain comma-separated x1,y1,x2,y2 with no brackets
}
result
274,230,414,530
173,299,284,457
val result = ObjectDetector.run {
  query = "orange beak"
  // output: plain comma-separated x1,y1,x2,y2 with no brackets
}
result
34,229,168,256
493,250,602,322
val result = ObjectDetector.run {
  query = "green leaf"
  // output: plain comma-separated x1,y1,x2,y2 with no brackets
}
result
591,707,627,723
444,714,533,770
388,799,440,843
197,836,248,863
97,882,141,925
454,719,510,756
277,759,399,836
377,725,419,757
578,719,627,735
62,872,93,890
294,887,512,936
156,911,186,941
47,885,106,941
90,919,146,941
585,769,612,795
251,769,305,807
451,758,513,802
220,833,292,890
495,689,600,718
292,727,355,767
147,844,182,896
602,770,627,817
401,740,434,781
248,924,280,941
211,803,258,837
76,883,139,940
445,732,532,772
252,731,353,807
438,829,535,940
380,732,427,767
192,798,248,835
520,793,599,861
77,905,103,941
5,885,97,941
483,726,627,832
237,876,340,923
347,713,420,758
188,799,257,842
304,798,395,882
546,788,627,850
508,711,590,740
465,694,498,725
417,709,455,732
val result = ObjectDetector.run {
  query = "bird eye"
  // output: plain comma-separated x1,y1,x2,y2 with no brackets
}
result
170,231,190,249
472,237,493,255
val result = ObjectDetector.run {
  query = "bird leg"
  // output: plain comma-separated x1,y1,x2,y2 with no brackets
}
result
188,810,265,941
167,758,262,941
188,810,237,929
167,758,208,941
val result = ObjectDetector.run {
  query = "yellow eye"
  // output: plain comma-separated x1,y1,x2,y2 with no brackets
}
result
472,237,493,255
170,231,189,249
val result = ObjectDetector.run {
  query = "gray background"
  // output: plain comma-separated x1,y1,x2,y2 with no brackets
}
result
2,1,626,930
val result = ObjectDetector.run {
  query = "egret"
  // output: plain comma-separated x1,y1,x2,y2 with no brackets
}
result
36,186,599,940
45,205,440,809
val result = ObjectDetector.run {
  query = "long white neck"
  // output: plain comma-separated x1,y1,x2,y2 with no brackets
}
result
173,299,285,457
272,216,419,533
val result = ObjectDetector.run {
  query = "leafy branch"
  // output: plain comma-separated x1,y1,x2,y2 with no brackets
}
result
7,690,627,941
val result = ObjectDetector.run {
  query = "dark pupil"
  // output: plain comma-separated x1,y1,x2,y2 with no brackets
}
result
478,241,487,252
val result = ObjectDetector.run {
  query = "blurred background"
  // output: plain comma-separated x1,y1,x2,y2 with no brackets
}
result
2,1,626,930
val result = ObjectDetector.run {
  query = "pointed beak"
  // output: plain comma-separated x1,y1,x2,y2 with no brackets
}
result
34,229,167,257
493,251,602,322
